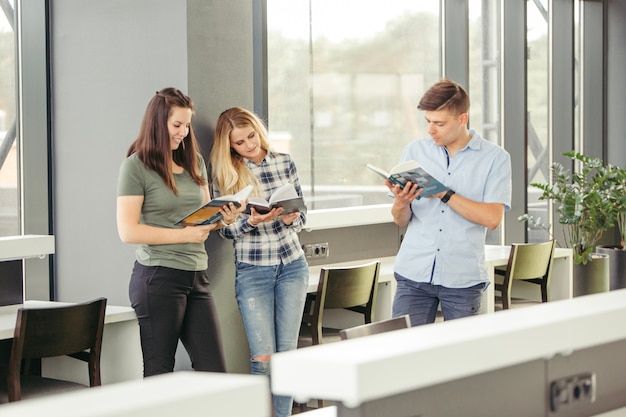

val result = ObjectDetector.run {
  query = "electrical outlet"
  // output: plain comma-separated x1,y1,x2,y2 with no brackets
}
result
303,242,329,259
550,372,596,412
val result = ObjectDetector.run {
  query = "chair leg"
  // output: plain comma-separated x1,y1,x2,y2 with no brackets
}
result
502,289,510,310
541,283,548,303
298,401,306,412
294,399,323,411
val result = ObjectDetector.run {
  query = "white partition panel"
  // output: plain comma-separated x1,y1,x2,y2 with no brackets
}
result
0,235,55,262
273,289,626,416
0,372,271,417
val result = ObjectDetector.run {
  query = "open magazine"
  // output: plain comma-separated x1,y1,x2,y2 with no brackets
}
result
175,185,253,226
245,183,307,215
366,160,448,197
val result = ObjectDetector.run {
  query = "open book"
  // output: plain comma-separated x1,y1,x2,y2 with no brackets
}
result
366,160,448,198
175,185,253,226
245,183,307,215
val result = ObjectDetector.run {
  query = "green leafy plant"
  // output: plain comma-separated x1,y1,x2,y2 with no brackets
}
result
518,213,556,243
605,162,626,250
527,151,616,265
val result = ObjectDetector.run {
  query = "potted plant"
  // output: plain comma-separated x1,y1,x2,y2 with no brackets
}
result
522,151,614,296
596,162,626,289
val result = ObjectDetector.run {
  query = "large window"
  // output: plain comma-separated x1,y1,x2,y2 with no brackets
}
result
266,0,440,210
0,0,17,237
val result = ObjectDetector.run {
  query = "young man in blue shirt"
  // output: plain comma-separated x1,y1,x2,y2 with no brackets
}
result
387,79,512,326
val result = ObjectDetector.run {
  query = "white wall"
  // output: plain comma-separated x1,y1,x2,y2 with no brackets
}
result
50,0,253,373
51,0,188,305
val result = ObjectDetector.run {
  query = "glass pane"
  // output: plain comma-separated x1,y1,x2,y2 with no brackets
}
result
526,0,550,242
468,0,498,144
0,1,18,237
469,0,501,245
267,0,440,210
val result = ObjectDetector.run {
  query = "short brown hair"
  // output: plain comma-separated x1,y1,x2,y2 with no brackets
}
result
417,78,469,115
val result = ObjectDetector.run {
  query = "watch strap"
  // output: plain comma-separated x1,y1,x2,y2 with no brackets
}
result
441,189,455,204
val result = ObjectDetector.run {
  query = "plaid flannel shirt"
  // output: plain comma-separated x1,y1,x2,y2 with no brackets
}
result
214,150,306,266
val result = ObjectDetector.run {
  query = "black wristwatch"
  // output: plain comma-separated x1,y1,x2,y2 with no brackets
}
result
441,189,456,204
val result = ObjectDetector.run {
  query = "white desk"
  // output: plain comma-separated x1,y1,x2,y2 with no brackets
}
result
273,289,626,415
308,245,573,317
0,235,55,262
0,301,142,384
0,235,56,306
0,372,271,417
0,235,143,384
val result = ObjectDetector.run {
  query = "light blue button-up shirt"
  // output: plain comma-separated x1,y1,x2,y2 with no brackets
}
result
393,130,512,288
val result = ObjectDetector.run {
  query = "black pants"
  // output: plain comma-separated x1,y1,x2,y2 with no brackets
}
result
129,262,226,376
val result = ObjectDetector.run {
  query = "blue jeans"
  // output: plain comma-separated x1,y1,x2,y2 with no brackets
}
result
392,275,486,326
235,256,309,417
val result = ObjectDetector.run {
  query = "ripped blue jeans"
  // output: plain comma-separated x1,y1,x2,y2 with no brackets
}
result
235,256,308,417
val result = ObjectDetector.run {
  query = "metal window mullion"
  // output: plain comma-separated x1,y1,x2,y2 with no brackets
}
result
441,0,469,87
579,0,604,161
549,0,575,246
501,0,527,244
16,0,52,299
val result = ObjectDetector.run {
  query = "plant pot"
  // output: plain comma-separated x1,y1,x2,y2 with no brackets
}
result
596,245,626,290
572,253,610,297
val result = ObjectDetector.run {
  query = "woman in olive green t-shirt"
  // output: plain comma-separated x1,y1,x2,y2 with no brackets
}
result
116,88,242,376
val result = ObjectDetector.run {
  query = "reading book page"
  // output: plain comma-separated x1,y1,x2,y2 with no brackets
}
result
246,183,307,215
268,183,299,204
175,185,253,226
366,161,448,198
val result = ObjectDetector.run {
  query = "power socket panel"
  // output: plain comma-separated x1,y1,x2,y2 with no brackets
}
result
550,372,596,412
303,242,329,259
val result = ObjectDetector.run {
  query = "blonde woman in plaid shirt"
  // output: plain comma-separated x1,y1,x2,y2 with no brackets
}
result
210,107,308,417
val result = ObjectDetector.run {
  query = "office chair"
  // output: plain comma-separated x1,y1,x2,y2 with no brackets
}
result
494,240,556,310
0,297,107,402
339,314,411,340
299,260,380,347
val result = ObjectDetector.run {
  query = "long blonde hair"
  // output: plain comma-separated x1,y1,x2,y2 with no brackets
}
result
210,107,273,196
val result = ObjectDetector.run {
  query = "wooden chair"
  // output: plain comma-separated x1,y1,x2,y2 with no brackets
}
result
339,314,411,340
299,260,380,347
296,261,379,411
0,297,107,402
494,240,556,310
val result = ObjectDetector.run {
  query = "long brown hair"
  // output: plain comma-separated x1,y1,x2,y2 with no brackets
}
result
127,88,205,194
210,107,272,196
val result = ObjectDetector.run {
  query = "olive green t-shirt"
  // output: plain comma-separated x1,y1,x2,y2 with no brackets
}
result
117,153,209,271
